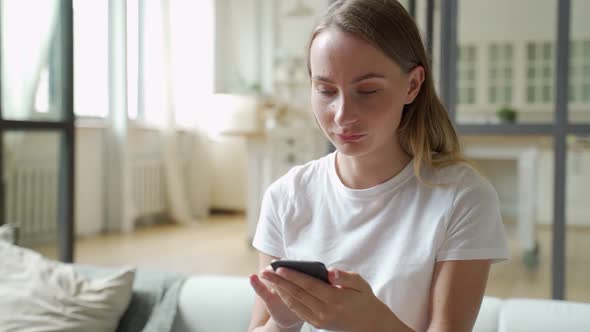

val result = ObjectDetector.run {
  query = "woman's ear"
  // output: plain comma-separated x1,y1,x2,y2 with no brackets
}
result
405,66,425,105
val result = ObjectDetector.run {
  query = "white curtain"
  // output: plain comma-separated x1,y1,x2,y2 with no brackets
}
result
1,0,59,119
104,0,213,230
168,0,214,220
157,0,193,224
157,0,214,223
105,0,135,233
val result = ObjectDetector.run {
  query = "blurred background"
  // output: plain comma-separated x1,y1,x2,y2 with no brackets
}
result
0,0,588,303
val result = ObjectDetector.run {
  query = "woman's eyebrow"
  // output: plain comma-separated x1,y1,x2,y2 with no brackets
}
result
351,72,386,83
311,75,334,83
311,73,386,83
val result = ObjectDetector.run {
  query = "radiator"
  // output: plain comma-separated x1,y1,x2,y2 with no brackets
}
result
132,159,166,219
5,164,58,246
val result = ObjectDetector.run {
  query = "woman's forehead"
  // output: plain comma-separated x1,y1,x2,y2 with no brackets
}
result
311,29,379,57
310,29,400,80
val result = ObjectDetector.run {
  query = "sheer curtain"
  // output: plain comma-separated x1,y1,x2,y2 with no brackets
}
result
147,0,214,223
159,0,192,224
105,0,135,232
105,0,214,231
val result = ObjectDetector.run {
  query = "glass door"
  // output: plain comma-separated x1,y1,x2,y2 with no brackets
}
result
0,0,74,262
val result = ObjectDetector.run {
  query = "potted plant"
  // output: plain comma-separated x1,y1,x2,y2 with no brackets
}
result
496,106,518,124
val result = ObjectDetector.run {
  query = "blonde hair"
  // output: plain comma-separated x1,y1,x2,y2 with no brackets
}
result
307,0,468,183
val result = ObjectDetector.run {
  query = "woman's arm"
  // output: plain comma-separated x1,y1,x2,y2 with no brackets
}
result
426,259,492,332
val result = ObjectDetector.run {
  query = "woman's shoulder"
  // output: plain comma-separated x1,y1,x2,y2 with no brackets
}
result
267,153,332,196
415,162,500,221
422,161,496,195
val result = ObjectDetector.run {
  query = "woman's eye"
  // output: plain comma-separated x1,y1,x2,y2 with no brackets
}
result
358,89,379,95
317,89,336,96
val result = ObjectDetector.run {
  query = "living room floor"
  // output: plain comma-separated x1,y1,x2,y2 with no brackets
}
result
74,213,259,277
35,213,590,302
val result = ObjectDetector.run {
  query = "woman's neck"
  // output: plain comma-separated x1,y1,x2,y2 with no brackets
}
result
335,147,412,190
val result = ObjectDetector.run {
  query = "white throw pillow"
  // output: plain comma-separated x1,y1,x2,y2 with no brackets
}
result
0,241,135,332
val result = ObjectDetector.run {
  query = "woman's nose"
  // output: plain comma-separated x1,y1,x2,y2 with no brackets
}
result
333,96,358,127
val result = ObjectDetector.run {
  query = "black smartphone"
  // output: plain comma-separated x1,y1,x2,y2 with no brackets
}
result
270,260,330,284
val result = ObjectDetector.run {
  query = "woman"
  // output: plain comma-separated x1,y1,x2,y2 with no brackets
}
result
248,1,509,331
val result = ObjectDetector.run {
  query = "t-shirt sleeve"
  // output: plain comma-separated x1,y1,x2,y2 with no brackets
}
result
437,174,511,263
252,184,286,258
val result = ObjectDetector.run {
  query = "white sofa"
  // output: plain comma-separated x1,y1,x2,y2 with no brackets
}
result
172,276,590,332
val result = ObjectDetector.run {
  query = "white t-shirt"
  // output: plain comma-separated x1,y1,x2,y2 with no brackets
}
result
252,152,510,332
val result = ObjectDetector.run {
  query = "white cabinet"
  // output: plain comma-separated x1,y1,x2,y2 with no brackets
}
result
245,126,328,241
268,128,326,180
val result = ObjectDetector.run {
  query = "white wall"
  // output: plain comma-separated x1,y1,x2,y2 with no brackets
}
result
275,0,330,58
208,136,248,210
459,0,590,42
215,0,262,93
75,126,104,236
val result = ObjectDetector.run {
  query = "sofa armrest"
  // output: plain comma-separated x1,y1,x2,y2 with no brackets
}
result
473,296,502,332
499,298,590,332
173,275,255,332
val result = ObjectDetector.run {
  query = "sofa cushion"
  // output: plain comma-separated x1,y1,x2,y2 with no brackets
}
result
499,298,590,332
0,241,135,332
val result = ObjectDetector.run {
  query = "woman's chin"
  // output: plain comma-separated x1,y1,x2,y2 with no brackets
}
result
334,142,371,157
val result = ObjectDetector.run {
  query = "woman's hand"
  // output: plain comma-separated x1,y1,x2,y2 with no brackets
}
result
260,267,400,332
249,267,304,330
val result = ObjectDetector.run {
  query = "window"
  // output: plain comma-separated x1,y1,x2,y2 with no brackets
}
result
2,0,64,121
569,40,590,103
71,0,214,123
457,45,477,105
72,0,108,117
136,0,215,126
525,41,553,104
488,43,513,105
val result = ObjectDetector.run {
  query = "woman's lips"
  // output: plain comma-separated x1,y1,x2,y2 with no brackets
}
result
336,133,366,142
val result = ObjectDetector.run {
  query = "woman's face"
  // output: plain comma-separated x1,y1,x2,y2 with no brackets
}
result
309,28,422,159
